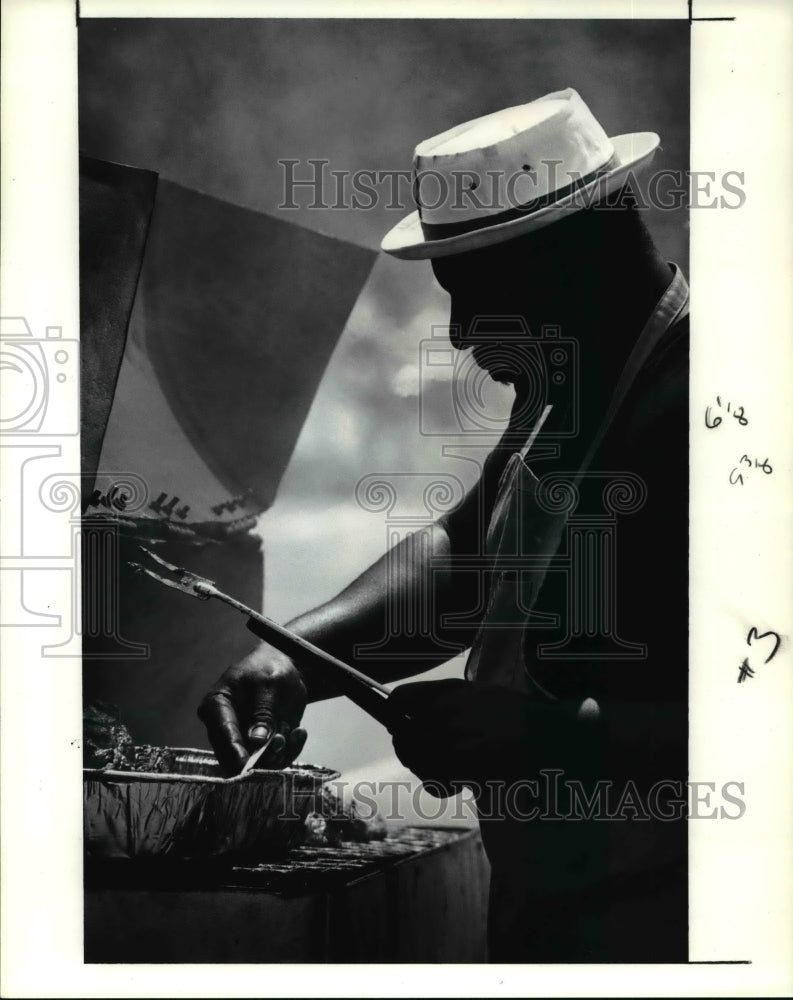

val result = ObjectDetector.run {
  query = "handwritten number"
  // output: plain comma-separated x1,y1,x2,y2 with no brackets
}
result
706,398,748,428
705,407,722,429
747,627,781,664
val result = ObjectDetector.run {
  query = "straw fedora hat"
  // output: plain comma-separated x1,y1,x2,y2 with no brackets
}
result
381,88,659,260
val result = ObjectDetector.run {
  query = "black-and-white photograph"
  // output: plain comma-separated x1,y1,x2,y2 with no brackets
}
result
1,1,791,993
78,15,692,964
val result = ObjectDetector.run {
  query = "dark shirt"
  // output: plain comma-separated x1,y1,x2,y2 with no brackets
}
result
436,271,690,962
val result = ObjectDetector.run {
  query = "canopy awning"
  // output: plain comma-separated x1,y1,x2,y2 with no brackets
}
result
83,159,376,525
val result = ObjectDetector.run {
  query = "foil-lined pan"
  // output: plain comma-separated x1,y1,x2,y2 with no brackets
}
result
84,748,338,860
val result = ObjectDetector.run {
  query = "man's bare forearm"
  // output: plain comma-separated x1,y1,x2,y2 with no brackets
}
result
279,522,478,701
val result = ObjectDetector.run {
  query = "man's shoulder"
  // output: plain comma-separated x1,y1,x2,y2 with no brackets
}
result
613,312,689,453
642,310,689,379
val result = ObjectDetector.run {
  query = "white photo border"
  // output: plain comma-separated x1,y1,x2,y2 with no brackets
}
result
1,0,791,995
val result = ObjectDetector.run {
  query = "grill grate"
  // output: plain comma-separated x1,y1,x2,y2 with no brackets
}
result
223,827,465,894
85,827,472,897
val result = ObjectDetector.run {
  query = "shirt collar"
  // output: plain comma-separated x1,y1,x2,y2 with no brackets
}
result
652,261,689,330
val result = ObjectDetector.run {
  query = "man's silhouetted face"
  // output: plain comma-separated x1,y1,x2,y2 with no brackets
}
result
430,235,554,386
429,203,661,388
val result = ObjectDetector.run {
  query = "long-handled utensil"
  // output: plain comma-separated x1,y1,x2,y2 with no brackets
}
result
128,547,399,743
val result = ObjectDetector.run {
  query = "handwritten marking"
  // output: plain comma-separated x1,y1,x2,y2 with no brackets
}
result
737,658,754,683
737,626,781,683
746,627,781,665
705,396,748,429
729,454,773,485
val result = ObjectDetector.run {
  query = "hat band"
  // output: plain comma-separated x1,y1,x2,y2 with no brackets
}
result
418,153,619,242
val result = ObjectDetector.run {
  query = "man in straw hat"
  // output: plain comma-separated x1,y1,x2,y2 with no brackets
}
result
199,89,689,962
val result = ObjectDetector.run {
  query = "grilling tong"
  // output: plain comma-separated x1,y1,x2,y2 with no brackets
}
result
129,546,401,771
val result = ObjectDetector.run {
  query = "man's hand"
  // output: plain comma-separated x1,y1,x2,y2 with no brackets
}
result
388,679,594,794
198,642,308,775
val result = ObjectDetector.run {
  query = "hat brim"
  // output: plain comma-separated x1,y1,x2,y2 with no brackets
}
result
380,132,660,260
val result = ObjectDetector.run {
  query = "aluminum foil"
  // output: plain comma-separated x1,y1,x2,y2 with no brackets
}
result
84,748,339,860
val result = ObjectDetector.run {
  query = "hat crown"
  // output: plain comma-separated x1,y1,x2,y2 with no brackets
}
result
380,88,661,259
412,88,614,227
416,95,569,158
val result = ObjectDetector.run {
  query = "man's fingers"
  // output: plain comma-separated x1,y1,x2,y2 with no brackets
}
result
282,727,308,766
389,678,466,723
245,671,306,745
197,651,309,775
265,733,288,761
248,683,279,745
213,728,250,776
197,690,249,776
388,682,431,720
265,722,306,769
248,723,273,745
245,733,288,770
